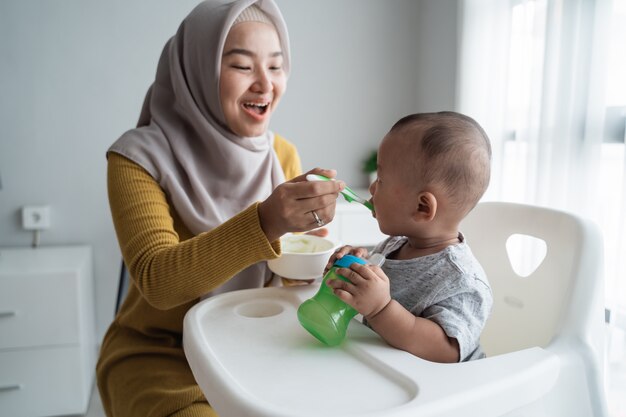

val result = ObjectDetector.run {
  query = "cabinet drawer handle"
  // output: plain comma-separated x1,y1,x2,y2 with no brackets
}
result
0,310,17,318
0,384,23,392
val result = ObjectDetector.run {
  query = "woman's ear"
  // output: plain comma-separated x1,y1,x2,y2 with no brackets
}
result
414,191,437,221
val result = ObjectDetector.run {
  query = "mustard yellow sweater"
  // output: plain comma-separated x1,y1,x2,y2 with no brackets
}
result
97,135,301,417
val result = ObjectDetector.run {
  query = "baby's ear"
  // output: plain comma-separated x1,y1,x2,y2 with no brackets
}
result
414,191,437,221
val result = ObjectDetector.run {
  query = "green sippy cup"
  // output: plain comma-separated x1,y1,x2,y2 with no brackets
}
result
297,254,367,346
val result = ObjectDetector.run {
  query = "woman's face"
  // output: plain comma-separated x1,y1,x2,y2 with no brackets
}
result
220,21,286,137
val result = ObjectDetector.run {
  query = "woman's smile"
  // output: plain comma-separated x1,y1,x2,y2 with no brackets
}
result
242,100,271,119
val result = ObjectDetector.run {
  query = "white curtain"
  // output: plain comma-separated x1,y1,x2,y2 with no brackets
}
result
456,0,624,315
456,0,626,410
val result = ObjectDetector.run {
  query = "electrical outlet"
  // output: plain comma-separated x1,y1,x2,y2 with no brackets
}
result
22,205,51,230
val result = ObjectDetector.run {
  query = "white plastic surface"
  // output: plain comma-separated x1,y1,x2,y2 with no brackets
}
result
461,202,608,416
461,203,596,355
184,202,607,417
183,285,560,417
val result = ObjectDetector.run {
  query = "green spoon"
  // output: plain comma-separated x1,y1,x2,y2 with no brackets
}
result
306,174,374,212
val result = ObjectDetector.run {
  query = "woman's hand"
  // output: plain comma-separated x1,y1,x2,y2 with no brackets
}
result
258,168,344,242
324,245,369,274
326,263,391,319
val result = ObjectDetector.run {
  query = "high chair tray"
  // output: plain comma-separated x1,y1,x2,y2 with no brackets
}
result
183,286,559,417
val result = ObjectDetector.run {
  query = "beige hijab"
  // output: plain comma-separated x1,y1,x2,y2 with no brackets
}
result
108,0,291,296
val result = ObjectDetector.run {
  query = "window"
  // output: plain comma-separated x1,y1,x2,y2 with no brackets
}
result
457,0,626,413
500,1,626,414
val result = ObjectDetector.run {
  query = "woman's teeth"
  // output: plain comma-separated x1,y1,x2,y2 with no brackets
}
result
243,102,269,114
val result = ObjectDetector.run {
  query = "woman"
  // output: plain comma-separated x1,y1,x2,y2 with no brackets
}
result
96,1,343,415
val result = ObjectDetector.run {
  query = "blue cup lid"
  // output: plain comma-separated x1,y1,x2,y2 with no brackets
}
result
333,254,367,268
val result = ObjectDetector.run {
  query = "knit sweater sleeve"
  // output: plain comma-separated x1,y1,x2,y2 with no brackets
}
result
107,152,282,310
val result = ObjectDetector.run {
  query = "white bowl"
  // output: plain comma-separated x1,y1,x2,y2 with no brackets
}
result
267,234,336,280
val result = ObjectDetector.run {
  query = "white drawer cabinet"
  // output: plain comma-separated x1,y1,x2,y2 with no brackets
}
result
327,189,388,248
0,246,95,417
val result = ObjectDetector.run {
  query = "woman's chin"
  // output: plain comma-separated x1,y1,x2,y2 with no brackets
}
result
235,124,270,138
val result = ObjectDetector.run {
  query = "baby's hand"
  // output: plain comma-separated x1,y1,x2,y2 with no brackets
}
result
324,245,369,274
326,263,391,319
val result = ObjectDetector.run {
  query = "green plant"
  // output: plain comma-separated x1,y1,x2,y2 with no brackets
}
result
362,150,377,173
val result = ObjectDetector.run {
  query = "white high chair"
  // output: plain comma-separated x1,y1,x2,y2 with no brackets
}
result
459,201,608,416
183,201,607,417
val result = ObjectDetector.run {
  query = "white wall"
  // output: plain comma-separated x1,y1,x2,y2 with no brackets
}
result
0,0,458,341
412,0,459,112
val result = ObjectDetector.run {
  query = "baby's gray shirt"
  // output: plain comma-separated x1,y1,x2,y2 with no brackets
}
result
369,234,492,361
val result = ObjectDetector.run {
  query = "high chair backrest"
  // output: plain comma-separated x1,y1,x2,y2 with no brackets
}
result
461,202,603,356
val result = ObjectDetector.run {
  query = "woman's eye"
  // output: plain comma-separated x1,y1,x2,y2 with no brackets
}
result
269,65,282,71
231,65,250,70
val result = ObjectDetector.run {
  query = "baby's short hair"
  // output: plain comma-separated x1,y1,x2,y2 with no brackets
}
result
390,111,492,215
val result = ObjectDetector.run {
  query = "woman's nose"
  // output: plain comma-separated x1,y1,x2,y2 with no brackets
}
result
251,70,272,93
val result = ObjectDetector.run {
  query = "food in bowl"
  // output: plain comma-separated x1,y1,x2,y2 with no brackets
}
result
267,234,336,280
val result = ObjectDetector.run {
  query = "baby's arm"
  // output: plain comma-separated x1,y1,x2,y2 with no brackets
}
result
366,300,460,363
328,263,459,363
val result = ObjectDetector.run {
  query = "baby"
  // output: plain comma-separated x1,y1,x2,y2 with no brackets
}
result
326,111,493,362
